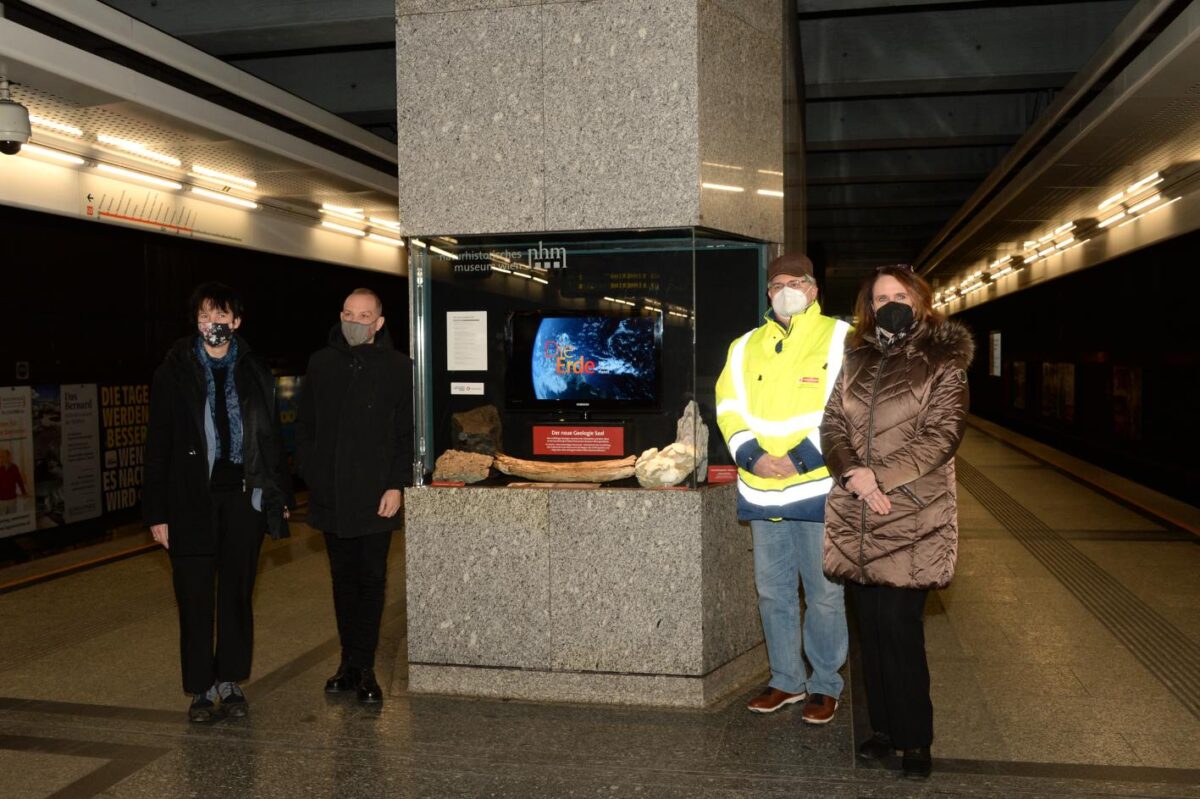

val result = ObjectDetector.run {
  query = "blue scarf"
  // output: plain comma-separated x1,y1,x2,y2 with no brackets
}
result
195,336,244,464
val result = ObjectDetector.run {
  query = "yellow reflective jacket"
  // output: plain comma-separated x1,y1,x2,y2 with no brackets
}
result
715,302,850,521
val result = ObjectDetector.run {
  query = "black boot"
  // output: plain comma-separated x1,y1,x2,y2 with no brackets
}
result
324,663,359,694
857,732,894,760
902,747,932,780
357,668,383,704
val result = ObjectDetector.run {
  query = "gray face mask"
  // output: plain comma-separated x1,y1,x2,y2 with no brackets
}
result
341,319,374,346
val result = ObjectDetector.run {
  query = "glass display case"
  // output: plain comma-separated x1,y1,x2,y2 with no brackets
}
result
407,228,768,489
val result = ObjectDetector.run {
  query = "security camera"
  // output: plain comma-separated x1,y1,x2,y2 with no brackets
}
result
0,79,31,155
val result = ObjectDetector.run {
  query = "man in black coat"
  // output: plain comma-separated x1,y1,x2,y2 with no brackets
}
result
296,287,414,704
144,282,293,722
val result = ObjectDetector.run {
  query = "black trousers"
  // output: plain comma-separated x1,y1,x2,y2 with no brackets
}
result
325,530,392,670
847,581,933,749
169,490,264,694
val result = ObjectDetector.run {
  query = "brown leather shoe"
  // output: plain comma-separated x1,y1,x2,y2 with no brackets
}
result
801,693,838,724
747,687,806,714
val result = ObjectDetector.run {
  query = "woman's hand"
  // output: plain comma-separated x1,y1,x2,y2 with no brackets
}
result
150,523,169,550
844,467,891,515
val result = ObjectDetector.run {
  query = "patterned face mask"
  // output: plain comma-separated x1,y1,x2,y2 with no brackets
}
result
199,322,234,347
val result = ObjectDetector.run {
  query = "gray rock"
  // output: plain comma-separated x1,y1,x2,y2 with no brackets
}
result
451,404,503,455
675,400,709,480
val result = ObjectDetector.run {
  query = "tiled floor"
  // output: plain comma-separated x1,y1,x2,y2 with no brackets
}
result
0,424,1198,798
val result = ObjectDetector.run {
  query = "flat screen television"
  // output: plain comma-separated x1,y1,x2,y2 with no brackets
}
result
505,311,662,411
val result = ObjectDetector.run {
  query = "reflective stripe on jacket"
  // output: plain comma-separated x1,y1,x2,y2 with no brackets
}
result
715,302,851,521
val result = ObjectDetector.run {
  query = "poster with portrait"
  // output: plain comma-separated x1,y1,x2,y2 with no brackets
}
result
1111,365,1143,441
0,386,36,537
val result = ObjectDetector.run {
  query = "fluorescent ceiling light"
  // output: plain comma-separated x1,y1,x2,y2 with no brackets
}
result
1097,210,1127,228
1037,247,1056,257
1037,232,1055,243
367,233,403,247
192,186,257,209
1126,194,1161,214
491,265,512,274
602,296,617,303
429,245,458,260
20,143,85,165
321,203,363,217
1054,236,1075,250
757,169,784,176
190,165,256,189
757,189,784,198
368,217,401,230
701,182,744,192
1024,255,1039,264
96,134,181,167
29,115,82,137
320,207,366,224
411,239,427,248
532,277,549,285
511,270,532,279
701,161,743,170
1127,172,1161,194
1097,191,1124,211
94,163,182,190
321,220,365,237
1054,222,1075,234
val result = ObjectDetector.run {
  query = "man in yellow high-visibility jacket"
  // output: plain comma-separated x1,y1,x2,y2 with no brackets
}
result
716,253,850,724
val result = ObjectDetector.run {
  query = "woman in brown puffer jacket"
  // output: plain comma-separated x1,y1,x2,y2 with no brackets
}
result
820,265,973,780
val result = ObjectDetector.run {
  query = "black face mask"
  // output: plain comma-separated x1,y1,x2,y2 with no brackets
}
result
875,302,914,336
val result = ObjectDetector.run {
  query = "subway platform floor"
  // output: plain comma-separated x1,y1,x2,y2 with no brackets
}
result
1,423,1198,799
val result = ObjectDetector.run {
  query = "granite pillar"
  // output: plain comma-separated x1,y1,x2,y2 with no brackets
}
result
395,0,785,243
405,484,766,707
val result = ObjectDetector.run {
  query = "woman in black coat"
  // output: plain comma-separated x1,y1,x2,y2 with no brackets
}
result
143,283,293,722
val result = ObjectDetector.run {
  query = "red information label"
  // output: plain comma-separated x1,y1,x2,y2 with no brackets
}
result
707,465,738,484
532,425,624,456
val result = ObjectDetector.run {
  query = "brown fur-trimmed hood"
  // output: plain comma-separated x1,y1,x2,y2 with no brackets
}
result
859,318,975,371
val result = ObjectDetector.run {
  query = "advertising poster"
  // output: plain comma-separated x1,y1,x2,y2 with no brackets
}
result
100,384,150,514
32,384,65,527
60,385,102,524
275,376,302,473
0,386,36,537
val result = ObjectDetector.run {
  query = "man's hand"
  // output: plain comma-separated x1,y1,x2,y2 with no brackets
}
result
377,489,403,518
844,467,891,515
150,523,169,550
752,454,799,480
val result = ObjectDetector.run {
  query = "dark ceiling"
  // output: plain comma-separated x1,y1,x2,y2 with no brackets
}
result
797,0,1137,308
103,0,1141,310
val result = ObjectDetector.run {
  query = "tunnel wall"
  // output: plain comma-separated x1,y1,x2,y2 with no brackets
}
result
955,229,1199,506
0,204,409,564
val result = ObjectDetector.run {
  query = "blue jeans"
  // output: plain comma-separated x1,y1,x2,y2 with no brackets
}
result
750,518,847,699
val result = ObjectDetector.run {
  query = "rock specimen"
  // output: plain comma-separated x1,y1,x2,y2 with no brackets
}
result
451,404,503,455
635,443,697,488
675,400,709,480
493,454,637,483
433,450,494,484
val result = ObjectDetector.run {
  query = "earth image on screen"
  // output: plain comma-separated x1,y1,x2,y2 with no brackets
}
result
531,317,657,402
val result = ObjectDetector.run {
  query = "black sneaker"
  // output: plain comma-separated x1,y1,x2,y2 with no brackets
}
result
357,668,383,704
217,682,248,718
858,732,894,760
188,693,218,723
902,747,932,780
324,663,359,694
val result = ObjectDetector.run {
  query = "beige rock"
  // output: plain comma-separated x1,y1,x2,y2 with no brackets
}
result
675,400,709,480
493,454,636,483
433,450,494,483
635,442,697,488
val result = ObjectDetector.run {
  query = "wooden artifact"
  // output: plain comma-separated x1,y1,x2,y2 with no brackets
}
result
493,454,636,483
